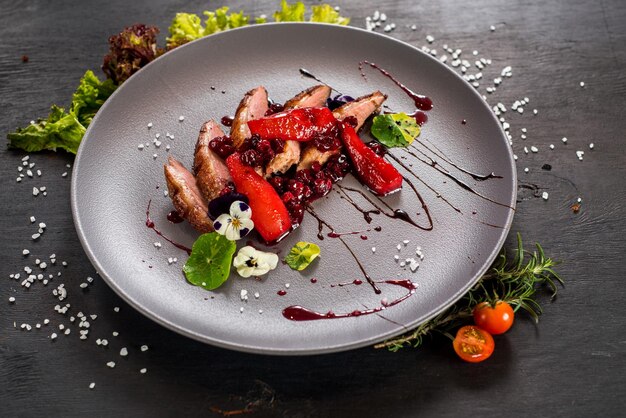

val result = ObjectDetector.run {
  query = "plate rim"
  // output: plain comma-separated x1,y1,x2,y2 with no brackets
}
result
71,22,517,355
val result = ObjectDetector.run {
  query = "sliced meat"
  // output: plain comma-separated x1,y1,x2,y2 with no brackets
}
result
230,86,268,149
193,121,232,201
297,91,387,171
164,157,213,233
332,90,387,130
283,85,332,110
265,85,331,177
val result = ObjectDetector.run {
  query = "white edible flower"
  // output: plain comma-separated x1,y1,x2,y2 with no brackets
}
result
213,201,254,241
233,246,278,278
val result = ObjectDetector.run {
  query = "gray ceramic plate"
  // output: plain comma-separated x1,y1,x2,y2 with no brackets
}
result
71,23,516,355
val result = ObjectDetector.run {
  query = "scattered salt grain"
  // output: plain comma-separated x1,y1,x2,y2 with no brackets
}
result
371,247,376,253
9,296,15,303
22,249,30,255
140,368,147,374
138,144,144,150
589,143,594,149
542,192,549,200
178,116,185,122
107,361,116,368
531,146,538,153
32,187,39,196
51,333,57,340
580,81,585,87
562,137,568,143
141,345,149,352
89,383,96,390
120,347,128,357
113,307,120,312
550,144,555,150
147,122,153,129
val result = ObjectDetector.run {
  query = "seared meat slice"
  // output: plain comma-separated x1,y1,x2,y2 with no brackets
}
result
193,121,232,201
265,85,332,177
283,84,332,110
164,157,213,233
333,90,387,130
297,91,387,171
230,86,268,149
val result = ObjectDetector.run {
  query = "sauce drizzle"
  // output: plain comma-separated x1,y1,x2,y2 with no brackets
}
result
282,279,417,321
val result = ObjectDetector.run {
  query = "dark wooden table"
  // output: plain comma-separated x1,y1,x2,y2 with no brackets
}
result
2,0,625,416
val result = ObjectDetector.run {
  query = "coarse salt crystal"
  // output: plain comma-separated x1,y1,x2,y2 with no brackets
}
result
531,146,538,153
141,345,148,352
178,116,185,122
120,347,128,356
107,361,116,368
140,368,147,374
562,137,568,143
89,383,95,390
542,192,549,200
9,296,15,303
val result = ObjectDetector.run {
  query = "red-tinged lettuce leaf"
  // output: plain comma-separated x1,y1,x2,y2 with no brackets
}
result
102,24,163,84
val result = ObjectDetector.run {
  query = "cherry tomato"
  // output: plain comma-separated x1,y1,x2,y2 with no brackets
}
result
453,325,495,363
472,301,515,335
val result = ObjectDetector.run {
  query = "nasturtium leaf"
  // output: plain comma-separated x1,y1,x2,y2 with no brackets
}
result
285,241,321,271
183,232,237,290
370,113,421,148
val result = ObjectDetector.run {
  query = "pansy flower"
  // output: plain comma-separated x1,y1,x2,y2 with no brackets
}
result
213,201,254,241
233,246,279,278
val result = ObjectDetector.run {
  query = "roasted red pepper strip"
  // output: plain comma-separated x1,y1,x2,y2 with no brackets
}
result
226,153,292,243
247,107,337,142
339,123,403,196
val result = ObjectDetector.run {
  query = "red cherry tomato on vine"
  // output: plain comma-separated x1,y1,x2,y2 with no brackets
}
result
472,301,515,335
453,325,495,363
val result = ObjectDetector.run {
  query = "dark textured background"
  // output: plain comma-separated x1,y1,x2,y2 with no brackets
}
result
1,0,625,416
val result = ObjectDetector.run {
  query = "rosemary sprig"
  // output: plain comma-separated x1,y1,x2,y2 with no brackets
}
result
375,233,563,351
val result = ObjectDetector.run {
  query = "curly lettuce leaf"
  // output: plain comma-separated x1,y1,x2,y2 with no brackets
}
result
71,70,117,126
204,7,249,34
166,13,207,50
102,24,162,84
183,232,237,290
7,106,85,154
371,113,421,148
167,8,251,50
311,5,350,25
285,241,321,271
7,71,116,154
273,0,306,22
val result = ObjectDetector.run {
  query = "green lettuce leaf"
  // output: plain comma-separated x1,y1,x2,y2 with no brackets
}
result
7,70,116,154
167,8,251,50
370,113,421,148
285,241,321,271
71,70,117,126
7,106,85,154
204,7,249,34
183,232,237,290
311,5,350,25
273,0,306,22
166,13,207,50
